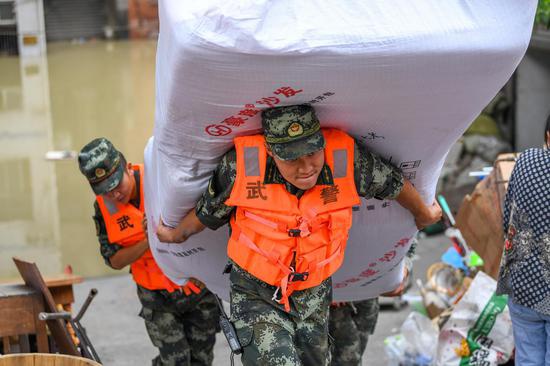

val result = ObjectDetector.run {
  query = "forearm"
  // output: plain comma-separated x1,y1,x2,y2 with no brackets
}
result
109,240,149,269
157,209,206,243
396,180,428,217
395,180,441,229
175,210,206,240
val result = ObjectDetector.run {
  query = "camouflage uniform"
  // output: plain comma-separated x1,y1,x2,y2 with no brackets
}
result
230,264,332,365
328,298,379,366
328,239,417,365
195,105,404,366
93,173,220,366
136,284,220,366
81,138,220,366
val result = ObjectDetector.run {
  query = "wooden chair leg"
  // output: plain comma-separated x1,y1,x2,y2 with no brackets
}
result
34,294,49,353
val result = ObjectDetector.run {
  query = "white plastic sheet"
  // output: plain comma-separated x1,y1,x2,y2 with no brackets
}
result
145,0,536,300
436,272,514,365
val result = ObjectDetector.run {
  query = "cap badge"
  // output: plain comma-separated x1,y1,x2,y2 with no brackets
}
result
95,168,106,178
288,122,304,137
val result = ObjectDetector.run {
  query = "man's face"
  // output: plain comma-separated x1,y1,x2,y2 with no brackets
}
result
103,165,135,205
267,147,325,190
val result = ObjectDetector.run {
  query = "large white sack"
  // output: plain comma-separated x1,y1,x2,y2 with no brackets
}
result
145,0,536,301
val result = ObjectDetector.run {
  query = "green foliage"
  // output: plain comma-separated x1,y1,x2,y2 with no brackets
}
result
537,0,550,29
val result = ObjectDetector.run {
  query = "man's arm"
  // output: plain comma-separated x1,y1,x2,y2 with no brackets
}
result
109,240,150,269
157,210,206,243
156,148,237,244
395,180,441,229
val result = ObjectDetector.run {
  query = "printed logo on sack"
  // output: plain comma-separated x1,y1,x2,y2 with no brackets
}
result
205,124,232,137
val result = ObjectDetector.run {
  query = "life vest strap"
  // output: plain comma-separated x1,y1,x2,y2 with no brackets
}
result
243,210,328,239
234,225,296,311
184,280,202,295
244,211,286,231
233,225,344,312
235,228,291,276
311,239,343,271
276,243,342,312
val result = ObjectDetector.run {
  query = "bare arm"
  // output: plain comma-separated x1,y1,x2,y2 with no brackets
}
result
395,180,442,229
109,239,149,269
156,209,206,243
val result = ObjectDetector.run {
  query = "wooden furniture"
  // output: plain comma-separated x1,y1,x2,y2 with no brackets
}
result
12,258,80,357
0,284,49,354
1,274,83,312
0,353,101,366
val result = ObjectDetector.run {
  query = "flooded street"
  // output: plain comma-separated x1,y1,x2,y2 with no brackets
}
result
0,40,156,279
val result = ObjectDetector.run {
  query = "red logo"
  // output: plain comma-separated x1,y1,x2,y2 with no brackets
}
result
205,124,232,136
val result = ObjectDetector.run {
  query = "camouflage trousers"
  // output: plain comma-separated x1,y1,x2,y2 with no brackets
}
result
137,283,220,366
229,264,332,366
328,298,380,366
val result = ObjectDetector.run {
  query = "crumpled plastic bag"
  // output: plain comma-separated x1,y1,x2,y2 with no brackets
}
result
385,311,439,365
436,272,514,365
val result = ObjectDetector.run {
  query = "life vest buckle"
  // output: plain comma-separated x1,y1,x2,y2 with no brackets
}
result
288,229,301,237
271,287,281,302
289,271,309,282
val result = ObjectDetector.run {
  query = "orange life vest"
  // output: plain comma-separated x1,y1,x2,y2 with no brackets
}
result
225,129,360,311
96,164,200,294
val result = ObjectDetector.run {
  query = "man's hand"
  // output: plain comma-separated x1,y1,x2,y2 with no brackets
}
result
381,267,410,297
414,200,442,229
156,218,186,243
396,181,442,229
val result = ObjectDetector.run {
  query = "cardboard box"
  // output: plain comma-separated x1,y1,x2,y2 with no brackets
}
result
455,153,518,279
492,153,517,214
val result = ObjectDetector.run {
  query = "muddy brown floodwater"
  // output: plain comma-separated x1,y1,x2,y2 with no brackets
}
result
0,40,156,279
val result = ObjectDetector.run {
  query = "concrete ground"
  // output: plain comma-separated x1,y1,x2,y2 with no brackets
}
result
74,234,448,366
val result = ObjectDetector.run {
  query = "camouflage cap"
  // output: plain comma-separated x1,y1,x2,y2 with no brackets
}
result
262,104,325,161
78,138,125,195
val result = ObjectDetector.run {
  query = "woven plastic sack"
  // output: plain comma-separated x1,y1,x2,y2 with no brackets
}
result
145,0,536,300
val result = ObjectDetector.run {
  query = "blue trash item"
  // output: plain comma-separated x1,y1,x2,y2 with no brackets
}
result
442,246,467,271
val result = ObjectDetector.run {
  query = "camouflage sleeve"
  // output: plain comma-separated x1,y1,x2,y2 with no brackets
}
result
353,139,404,200
403,236,417,273
195,148,237,230
93,201,123,268
406,236,417,259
